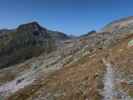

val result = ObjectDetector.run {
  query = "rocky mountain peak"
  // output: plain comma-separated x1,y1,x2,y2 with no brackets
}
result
17,21,44,32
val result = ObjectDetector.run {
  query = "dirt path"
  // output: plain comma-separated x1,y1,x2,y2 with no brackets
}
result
102,58,132,100
102,58,115,100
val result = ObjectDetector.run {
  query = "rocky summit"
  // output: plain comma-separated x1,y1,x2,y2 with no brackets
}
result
0,16,132,100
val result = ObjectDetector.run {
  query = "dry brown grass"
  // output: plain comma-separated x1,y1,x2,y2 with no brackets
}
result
6,34,133,100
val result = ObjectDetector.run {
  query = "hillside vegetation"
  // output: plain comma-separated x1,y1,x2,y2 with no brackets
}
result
0,16,132,100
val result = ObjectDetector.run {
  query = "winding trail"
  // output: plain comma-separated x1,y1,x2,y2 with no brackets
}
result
102,58,132,100
102,58,115,100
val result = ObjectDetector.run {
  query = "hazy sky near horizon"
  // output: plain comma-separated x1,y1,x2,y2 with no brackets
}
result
0,0,133,35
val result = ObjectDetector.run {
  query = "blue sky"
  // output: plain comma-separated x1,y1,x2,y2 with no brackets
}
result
0,0,133,35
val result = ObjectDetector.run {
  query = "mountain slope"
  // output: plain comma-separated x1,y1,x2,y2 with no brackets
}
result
0,17,132,100
102,16,133,34
0,21,71,69
47,30,70,40
6,33,133,100
0,22,53,69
